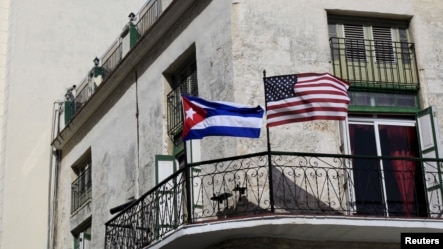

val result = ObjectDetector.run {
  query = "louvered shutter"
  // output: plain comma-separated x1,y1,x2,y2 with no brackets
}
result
399,28,411,64
416,107,443,217
344,24,366,61
372,26,395,63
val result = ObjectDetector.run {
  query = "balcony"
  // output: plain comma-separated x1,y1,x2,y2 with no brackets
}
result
63,0,165,124
53,0,201,151
104,151,443,248
329,37,419,92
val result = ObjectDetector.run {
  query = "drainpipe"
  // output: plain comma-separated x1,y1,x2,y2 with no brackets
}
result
46,102,63,249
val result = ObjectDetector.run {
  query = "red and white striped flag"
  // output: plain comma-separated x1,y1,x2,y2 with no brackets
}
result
264,73,350,127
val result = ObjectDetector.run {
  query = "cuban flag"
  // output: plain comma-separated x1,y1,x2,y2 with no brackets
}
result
182,94,264,141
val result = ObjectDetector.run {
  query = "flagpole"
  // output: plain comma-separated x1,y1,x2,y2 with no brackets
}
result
183,140,193,224
263,70,272,154
263,70,275,213
181,94,193,224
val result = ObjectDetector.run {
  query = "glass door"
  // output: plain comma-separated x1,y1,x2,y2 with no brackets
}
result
348,118,427,217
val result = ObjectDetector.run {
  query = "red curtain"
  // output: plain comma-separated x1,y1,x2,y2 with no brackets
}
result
385,126,417,216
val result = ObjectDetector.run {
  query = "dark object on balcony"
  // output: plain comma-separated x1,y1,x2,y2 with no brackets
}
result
211,193,232,204
233,184,247,201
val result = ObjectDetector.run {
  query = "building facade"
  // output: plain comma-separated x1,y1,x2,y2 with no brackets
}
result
51,0,443,248
0,0,146,248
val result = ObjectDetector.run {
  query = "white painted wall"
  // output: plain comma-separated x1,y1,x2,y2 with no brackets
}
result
1,0,146,248
0,0,9,246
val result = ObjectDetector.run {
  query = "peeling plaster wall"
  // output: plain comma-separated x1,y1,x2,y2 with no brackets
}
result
409,1,443,130
57,77,138,249
231,0,345,154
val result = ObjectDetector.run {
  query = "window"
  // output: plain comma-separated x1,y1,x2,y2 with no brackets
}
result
328,16,419,91
166,54,198,142
348,117,426,217
161,48,201,233
72,153,92,213
330,16,442,218
346,108,443,217
341,24,399,63
73,224,91,249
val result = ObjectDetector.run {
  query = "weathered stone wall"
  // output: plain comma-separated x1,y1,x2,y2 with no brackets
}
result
231,0,443,154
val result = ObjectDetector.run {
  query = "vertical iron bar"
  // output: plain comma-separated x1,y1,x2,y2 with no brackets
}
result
395,41,402,88
263,70,275,213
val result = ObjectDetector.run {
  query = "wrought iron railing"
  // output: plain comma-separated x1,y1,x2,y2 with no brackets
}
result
329,37,419,92
72,165,92,213
105,151,443,248
166,87,183,141
105,169,187,248
64,0,165,123
166,62,198,141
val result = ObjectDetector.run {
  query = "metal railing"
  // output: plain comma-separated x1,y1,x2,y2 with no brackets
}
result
105,151,443,248
72,165,92,213
166,87,183,141
329,37,419,92
65,0,165,123
136,0,162,35
166,63,198,141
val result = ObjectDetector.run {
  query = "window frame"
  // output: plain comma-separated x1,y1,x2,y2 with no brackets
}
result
166,56,198,143
72,218,91,249
328,15,418,93
71,151,92,213
342,110,443,217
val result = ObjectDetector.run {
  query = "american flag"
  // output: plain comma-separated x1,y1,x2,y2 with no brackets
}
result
264,73,350,127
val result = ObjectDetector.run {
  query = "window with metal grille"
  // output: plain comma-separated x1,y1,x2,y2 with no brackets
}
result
346,107,442,218
328,16,418,92
343,24,396,63
71,153,92,213
166,59,198,141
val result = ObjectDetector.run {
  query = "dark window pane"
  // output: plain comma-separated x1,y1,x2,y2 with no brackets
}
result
349,124,385,215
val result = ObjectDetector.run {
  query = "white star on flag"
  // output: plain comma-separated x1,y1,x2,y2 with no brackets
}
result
185,107,196,120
